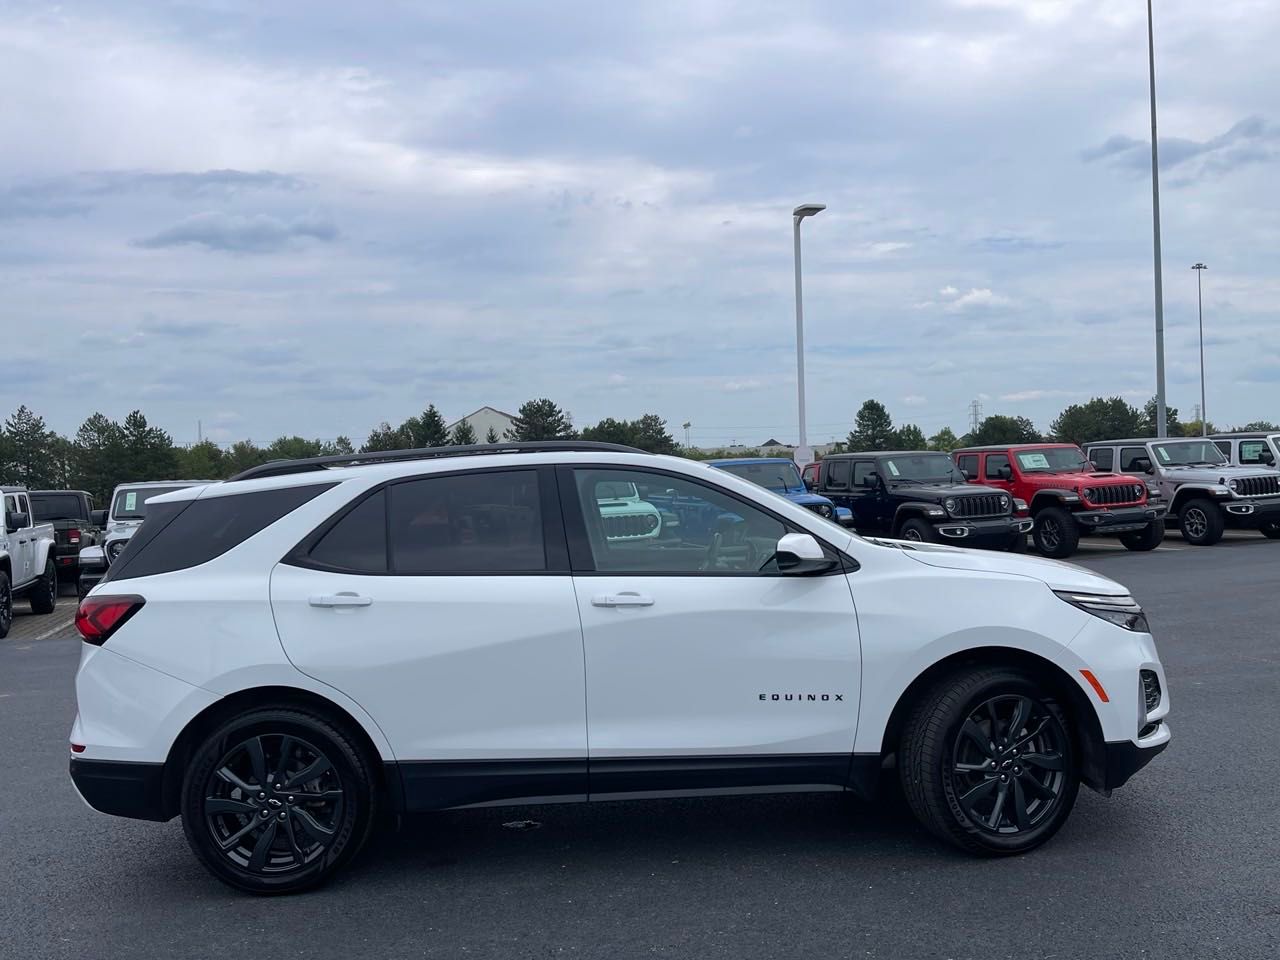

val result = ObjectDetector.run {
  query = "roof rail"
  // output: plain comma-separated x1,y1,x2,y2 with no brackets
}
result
226,440,649,483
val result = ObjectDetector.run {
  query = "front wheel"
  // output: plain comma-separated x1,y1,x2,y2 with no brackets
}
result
1032,507,1080,559
181,708,378,895
899,518,936,543
30,560,57,614
1179,498,1225,546
1260,521,1280,540
1119,522,1165,552
0,573,12,639
899,668,1079,855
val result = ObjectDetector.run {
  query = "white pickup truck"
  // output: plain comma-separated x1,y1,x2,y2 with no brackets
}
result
1,485,59,638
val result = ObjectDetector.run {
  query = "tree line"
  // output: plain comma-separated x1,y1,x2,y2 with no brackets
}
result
1,396,1274,504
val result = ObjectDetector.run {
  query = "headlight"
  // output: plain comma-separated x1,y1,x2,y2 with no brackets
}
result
1228,479,1239,492
1054,591,1150,632
944,498,957,513
1134,483,1145,499
106,540,127,562
818,503,833,517
1082,488,1094,502
645,514,659,531
1000,495,1010,510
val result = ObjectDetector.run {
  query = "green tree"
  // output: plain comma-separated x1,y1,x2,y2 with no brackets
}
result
1050,396,1143,447
506,398,574,441
1140,397,1182,437
485,426,500,444
403,404,450,448
175,440,227,480
71,413,126,502
450,420,478,445
580,417,633,446
847,399,896,451
1235,420,1277,432
362,422,410,453
895,423,926,449
966,415,1041,446
631,414,677,454
120,410,178,480
928,426,960,452
266,436,327,461
223,441,271,476
3,405,61,488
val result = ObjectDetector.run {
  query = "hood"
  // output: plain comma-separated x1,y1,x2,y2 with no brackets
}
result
785,491,833,507
876,538,1126,594
1022,471,1140,489
886,481,990,499
1162,463,1270,483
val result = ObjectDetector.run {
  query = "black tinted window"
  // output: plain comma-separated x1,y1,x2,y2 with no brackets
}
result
853,461,877,487
1090,447,1114,471
389,471,545,573
956,454,978,477
31,493,87,522
309,489,388,573
1120,447,1149,472
826,460,850,489
985,454,1010,479
109,484,333,581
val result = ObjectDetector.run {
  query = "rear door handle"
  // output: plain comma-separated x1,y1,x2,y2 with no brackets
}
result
309,594,373,608
591,593,654,608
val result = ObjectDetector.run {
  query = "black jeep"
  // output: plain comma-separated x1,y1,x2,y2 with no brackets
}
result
806,450,1033,550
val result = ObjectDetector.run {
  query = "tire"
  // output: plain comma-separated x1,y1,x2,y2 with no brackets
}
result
1119,522,1165,552
1259,521,1280,540
1178,498,1224,546
29,560,57,614
0,572,11,640
1032,507,1080,559
899,518,936,543
181,708,378,895
899,668,1079,856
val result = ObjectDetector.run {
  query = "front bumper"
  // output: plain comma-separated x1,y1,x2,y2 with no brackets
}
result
1074,503,1167,534
933,516,1034,545
1101,730,1170,790
78,569,105,598
1220,496,1280,528
69,758,170,821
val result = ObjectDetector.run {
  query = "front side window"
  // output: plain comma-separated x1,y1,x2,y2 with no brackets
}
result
1013,446,1088,473
1090,447,1114,471
4,494,22,526
1152,440,1227,466
112,485,192,521
1239,440,1269,464
826,459,851,489
852,461,878,487
573,469,789,574
1120,447,1149,472
985,454,1011,479
955,454,978,478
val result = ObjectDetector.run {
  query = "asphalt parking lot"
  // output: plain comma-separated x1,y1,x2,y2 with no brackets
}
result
3,534,1278,960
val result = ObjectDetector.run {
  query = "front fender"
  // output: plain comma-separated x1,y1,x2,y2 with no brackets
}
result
34,537,55,572
891,501,946,530
1169,484,1231,510
1030,489,1081,511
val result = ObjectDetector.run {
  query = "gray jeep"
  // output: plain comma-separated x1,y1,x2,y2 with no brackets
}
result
1085,437,1280,545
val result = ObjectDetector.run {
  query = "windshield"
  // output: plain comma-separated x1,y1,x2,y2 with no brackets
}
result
1014,447,1089,473
717,461,804,494
111,486,190,521
594,481,639,500
880,454,966,483
30,493,87,522
1152,440,1228,466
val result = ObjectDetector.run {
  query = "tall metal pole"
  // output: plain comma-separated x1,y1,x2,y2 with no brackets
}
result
1147,0,1168,437
1193,263,1208,435
791,203,824,468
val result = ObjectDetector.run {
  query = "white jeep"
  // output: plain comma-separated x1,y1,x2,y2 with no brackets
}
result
1,485,59,638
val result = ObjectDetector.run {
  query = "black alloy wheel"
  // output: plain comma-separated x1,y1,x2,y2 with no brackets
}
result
1179,498,1224,546
0,573,12,639
182,709,376,894
899,519,935,543
1259,521,1280,540
30,560,57,614
1032,507,1079,559
949,694,1069,835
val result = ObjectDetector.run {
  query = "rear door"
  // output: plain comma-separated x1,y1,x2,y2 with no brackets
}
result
564,465,861,794
270,467,589,809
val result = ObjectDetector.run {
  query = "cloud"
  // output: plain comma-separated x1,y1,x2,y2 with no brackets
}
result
977,233,1063,253
134,212,338,252
902,394,927,407
1081,116,1280,184
998,389,1074,402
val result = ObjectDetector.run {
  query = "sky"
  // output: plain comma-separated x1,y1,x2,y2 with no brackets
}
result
1,0,1278,448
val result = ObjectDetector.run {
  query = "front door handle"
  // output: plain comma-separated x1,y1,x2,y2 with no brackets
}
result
591,593,655,608
309,594,373,608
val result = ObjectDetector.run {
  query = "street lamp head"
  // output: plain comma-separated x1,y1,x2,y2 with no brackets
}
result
1191,262,1207,270
793,203,826,219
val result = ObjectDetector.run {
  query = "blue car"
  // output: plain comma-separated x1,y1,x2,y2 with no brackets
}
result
710,458,854,527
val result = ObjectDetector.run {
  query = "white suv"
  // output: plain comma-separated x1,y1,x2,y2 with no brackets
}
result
69,442,1170,893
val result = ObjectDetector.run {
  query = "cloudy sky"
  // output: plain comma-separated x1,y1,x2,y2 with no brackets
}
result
2,0,1277,447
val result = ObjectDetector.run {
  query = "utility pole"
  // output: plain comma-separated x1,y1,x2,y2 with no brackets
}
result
792,203,825,468
1147,0,1168,437
1192,263,1208,436
682,421,692,448
197,420,202,444
968,399,983,435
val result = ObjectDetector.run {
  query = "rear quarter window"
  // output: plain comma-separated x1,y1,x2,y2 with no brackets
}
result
106,484,335,582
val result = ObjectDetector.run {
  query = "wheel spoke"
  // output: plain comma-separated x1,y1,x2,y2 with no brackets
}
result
247,820,278,872
272,735,296,784
1008,716,1051,752
283,755,331,790
288,789,345,802
1019,773,1057,802
956,777,998,824
205,797,257,816
1011,779,1030,831
1007,697,1032,740
985,700,1002,741
291,807,336,844
954,762,991,773
245,736,268,787
217,817,261,851
987,782,1009,830
959,719,997,758
282,814,307,862
1021,750,1063,771
216,766,256,794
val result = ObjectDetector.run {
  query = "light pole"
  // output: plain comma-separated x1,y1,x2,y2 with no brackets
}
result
1192,263,1208,435
1147,0,1168,437
792,203,825,467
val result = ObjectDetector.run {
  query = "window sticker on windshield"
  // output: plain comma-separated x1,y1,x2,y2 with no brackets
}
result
886,461,900,477
1020,453,1050,469
1157,448,1171,462
124,492,137,512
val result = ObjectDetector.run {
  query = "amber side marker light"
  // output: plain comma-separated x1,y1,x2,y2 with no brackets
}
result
1080,669,1110,703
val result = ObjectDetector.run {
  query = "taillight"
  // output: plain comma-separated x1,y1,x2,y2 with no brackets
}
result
67,527,81,544
75,595,146,646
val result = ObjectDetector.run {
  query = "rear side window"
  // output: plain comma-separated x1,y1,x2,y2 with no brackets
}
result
107,484,334,582
308,489,388,573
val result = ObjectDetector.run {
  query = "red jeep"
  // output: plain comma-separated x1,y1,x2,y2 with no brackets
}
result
952,443,1167,558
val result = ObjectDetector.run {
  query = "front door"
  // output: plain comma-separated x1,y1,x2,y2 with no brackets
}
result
270,467,589,809
982,453,1015,494
849,459,888,532
563,466,862,796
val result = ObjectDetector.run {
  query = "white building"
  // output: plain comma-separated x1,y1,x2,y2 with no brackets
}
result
447,406,517,441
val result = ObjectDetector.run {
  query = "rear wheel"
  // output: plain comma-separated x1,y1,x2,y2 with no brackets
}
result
29,560,57,614
1119,522,1165,552
0,573,11,639
181,708,378,895
1178,498,1224,545
899,519,936,543
1260,521,1280,540
1032,507,1080,559
899,668,1079,855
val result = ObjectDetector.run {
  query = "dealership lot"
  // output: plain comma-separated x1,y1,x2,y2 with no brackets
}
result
2,535,1277,960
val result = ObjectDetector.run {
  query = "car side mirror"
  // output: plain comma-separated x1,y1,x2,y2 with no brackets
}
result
7,512,29,532
91,509,108,527
960,469,974,481
1088,459,1102,471
862,472,879,488
803,476,815,491
998,466,1013,481
775,533,838,574
1261,451,1275,465
1132,458,1153,474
